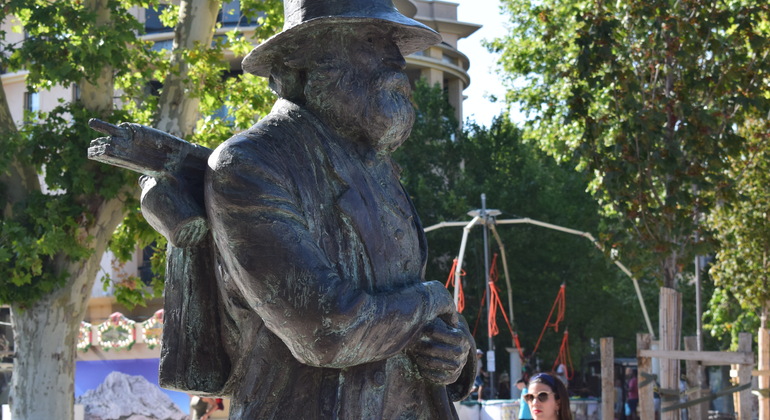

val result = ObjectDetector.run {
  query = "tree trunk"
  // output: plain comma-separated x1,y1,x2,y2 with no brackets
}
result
7,1,219,418
10,197,127,420
79,0,114,112
156,0,221,137
0,78,17,132
11,297,81,419
662,250,679,289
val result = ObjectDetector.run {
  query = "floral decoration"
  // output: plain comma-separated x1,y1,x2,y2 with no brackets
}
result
77,321,92,352
141,309,164,349
96,312,136,351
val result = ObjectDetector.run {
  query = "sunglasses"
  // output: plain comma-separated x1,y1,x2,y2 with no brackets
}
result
523,391,556,403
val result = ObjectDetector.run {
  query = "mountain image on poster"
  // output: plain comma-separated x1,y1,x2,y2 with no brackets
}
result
76,371,187,420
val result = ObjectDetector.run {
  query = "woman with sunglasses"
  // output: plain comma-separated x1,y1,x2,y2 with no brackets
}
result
523,372,572,420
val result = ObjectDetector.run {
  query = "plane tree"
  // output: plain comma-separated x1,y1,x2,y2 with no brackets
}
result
491,0,770,292
705,117,770,349
0,1,281,418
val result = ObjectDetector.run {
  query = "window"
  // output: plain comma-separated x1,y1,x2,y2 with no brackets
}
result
217,0,259,26
0,305,12,364
145,5,173,34
24,91,39,113
219,0,242,25
151,39,174,52
139,245,156,286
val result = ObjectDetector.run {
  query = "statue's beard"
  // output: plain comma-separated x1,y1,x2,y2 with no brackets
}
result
305,67,415,153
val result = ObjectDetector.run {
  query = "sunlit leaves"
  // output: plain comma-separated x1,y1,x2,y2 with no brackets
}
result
4,0,144,88
0,0,284,306
705,118,770,347
495,0,770,287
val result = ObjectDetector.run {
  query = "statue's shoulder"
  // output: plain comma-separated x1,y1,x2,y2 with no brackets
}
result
209,104,311,172
208,104,318,178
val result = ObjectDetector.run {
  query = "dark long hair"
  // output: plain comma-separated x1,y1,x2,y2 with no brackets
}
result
529,372,572,420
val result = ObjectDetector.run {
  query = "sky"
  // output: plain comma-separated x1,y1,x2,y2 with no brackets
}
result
453,0,514,127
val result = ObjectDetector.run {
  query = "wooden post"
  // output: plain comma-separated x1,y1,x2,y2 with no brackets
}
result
734,332,753,420
659,287,682,420
759,311,770,420
638,333,654,420
684,336,707,420
601,337,614,420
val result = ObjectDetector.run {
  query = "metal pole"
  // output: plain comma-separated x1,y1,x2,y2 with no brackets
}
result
453,216,481,309
695,251,706,409
495,217,656,339
481,194,496,399
695,255,702,351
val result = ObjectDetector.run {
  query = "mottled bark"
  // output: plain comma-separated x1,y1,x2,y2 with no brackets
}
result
11,195,128,420
78,0,114,113
155,0,221,137
9,1,125,418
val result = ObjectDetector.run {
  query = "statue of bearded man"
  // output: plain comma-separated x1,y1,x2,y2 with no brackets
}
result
143,0,477,418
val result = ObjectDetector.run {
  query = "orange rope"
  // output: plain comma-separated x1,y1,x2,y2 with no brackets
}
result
488,254,500,337
488,254,514,337
444,258,466,313
487,254,524,360
551,329,574,380
532,284,567,357
513,332,526,361
467,255,567,365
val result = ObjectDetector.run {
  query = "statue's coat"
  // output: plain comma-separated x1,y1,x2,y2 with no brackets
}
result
205,99,475,419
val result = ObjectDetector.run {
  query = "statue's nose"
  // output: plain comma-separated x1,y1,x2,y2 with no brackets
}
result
383,53,406,70
381,42,406,70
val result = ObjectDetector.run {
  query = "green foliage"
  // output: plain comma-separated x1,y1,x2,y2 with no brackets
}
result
703,286,760,351
106,0,282,306
394,80,466,224
493,0,770,288
0,102,135,305
3,0,146,88
397,83,644,375
0,0,283,308
705,118,770,348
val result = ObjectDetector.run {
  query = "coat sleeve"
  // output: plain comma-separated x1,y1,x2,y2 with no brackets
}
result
205,138,454,369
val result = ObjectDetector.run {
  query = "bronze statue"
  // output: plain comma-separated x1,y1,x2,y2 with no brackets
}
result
89,0,476,418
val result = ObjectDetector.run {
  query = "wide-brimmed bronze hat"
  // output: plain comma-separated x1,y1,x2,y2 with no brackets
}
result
242,0,442,77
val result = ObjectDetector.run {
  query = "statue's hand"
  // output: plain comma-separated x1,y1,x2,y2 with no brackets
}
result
423,281,459,324
408,316,473,385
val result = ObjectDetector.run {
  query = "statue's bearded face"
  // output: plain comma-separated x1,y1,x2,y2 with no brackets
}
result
303,26,415,153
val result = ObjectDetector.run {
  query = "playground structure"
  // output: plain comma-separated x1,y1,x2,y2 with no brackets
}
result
425,194,656,391
428,195,769,419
